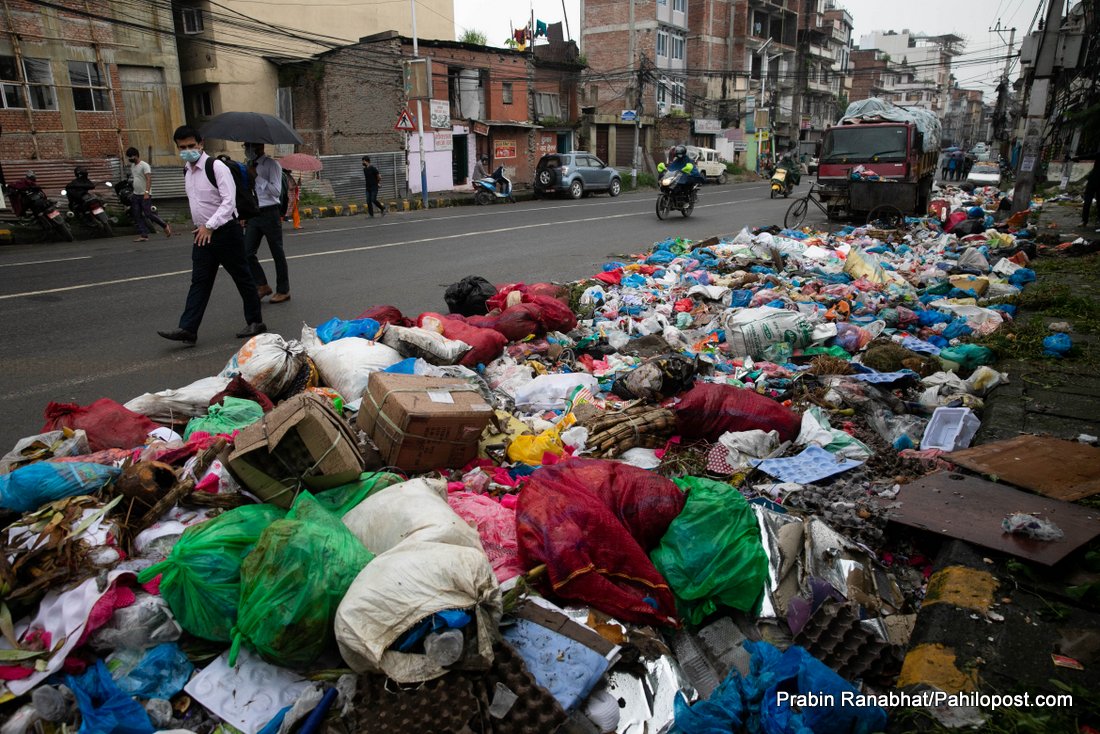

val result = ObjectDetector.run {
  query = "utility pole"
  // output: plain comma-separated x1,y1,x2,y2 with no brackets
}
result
632,56,645,187
410,0,429,209
1011,0,1064,213
755,37,773,174
990,21,1016,163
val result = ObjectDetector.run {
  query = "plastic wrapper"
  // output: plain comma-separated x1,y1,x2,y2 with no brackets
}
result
1002,513,1064,541
67,660,154,734
0,429,90,474
315,316,382,343
88,593,182,652
107,643,193,700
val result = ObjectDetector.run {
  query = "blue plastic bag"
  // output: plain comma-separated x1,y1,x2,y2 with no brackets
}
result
0,461,120,513
729,290,753,308
942,318,973,340
1043,332,1071,358
315,317,381,343
69,659,154,734
110,643,194,700
1009,268,1036,287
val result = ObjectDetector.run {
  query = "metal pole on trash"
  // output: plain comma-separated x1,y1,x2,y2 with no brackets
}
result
411,0,429,209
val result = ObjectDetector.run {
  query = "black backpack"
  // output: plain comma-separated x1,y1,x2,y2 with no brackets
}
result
278,168,291,217
203,157,261,219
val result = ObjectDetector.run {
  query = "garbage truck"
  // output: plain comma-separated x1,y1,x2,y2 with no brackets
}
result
815,98,941,221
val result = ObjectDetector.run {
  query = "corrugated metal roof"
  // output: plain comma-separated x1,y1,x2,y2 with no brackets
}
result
315,152,407,201
0,158,190,209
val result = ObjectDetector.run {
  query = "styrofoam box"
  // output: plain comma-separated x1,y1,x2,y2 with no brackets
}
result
920,407,981,452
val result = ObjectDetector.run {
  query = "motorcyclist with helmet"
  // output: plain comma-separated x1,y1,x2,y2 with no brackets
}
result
65,166,97,210
472,154,490,182
6,171,44,217
657,145,704,194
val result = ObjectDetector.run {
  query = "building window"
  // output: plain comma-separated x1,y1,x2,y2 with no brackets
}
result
181,7,204,34
68,61,111,111
752,11,767,37
671,80,685,106
193,89,213,117
0,56,57,110
502,81,513,105
657,77,668,107
656,31,668,57
672,33,685,60
672,0,685,11
534,92,561,119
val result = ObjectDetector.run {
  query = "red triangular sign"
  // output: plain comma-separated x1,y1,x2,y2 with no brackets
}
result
394,109,416,131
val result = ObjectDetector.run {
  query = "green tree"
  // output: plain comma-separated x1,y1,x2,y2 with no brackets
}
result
460,29,487,45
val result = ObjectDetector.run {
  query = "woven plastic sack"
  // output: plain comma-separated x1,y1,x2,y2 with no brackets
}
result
418,312,508,368
220,333,307,397
137,503,285,642
0,461,120,512
651,477,769,624
42,398,159,452
182,397,263,440
230,492,372,668
675,383,801,443
356,304,413,327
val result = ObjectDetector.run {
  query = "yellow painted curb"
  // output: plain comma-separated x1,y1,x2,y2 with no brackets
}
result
348,204,358,215
332,205,343,215
302,208,313,218
317,207,329,217
922,566,997,614
898,643,979,692
403,200,410,212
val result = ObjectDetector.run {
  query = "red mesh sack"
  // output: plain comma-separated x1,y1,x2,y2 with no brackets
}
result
527,283,570,305
210,375,275,413
418,312,507,368
674,383,801,443
486,283,527,312
492,303,543,341
463,313,498,330
43,399,160,452
516,457,685,626
530,295,577,334
356,305,413,327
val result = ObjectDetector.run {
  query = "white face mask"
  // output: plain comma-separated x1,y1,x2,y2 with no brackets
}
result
180,149,201,163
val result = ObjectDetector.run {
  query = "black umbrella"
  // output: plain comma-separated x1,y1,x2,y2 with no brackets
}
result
200,112,304,145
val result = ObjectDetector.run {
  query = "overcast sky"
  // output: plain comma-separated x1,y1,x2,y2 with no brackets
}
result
451,0,1038,93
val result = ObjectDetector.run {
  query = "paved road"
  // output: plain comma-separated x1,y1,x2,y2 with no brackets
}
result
0,180,804,450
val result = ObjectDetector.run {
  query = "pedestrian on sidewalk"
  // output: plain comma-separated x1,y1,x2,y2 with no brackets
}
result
362,156,387,217
287,172,301,230
244,143,290,303
126,147,172,241
158,125,264,346
1082,160,1100,231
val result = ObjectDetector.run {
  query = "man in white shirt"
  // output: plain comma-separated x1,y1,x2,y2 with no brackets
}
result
126,146,172,241
243,142,290,303
157,125,265,346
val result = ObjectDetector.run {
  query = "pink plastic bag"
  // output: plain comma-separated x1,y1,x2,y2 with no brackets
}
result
447,491,524,583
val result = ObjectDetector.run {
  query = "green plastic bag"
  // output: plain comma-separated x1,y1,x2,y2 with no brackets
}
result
229,492,373,668
651,477,769,625
313,471,404,517
137,503,285,642
938,343,994,371
182,397,264,439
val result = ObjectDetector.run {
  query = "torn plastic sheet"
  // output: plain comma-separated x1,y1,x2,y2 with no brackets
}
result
606,653,696,734
751,445,864,484
184,648,312,734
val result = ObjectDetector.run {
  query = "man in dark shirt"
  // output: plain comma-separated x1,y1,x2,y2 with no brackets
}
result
362,156,386,217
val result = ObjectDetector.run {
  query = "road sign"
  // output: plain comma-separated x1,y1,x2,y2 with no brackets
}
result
620,109,637,122
394,109,416,131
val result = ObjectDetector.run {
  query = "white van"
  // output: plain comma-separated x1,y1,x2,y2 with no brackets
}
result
685,146,728,184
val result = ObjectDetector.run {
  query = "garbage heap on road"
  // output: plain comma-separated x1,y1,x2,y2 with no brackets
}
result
1,183,1097,734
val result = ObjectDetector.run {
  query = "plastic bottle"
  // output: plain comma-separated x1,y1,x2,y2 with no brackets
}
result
423,628,465,667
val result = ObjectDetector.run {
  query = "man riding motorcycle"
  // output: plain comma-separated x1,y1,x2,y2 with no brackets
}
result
657,145,705,192
6,171,44,217
65,166,97,210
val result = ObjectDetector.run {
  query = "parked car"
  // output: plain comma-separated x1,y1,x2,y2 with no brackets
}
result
967,161,1002,187
533,152,622,199
684,146,729,184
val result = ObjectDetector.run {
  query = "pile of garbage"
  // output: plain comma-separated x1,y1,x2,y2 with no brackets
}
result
0,187,1050,733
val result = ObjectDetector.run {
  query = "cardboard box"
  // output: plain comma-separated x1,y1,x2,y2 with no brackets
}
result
228,392,365,508
358,373,492,473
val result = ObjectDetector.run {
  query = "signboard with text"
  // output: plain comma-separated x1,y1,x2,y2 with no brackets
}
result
430,99,450,129
537,132,557,157
621,109,637,122
694,118,721,133
745,95,756,111
494,140,517,159
434,131,453,150
472,121,489,136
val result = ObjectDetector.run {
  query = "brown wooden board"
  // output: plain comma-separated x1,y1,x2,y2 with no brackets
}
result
947,436,1100,501
888,472,1100,566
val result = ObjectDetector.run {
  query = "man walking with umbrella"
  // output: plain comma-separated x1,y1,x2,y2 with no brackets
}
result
243,142,290,303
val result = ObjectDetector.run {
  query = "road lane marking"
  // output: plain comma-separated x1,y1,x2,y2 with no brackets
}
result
0,255,92,268
0,196,765,300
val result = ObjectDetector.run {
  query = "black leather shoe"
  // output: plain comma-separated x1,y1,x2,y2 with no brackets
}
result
158,328,197,345
235,322,267,338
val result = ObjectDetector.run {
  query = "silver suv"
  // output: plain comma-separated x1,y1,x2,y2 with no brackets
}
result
533,152,623,199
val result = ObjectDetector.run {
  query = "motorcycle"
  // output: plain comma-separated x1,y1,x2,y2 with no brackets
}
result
770,166,794,198
110,176,159,229
2,181,73,242
472,166,514,205
655,169,701,219
62,180,114,237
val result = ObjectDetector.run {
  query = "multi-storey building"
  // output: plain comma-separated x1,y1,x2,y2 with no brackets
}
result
856,30,962,117
794,0,853,147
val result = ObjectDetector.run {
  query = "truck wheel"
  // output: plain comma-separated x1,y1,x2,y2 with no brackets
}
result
866,205,904,228
718,171,728,185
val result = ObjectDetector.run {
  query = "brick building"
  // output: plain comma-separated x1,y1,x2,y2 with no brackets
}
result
286,30,582,194
849,49,889,103
0,0,184,175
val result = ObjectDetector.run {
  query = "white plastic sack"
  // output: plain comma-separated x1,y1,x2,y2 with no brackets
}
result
125,376,231,424
380,325,471,366
721,307,815,358
0,429,90,474
220,334,306,397
957,248,990,272
718,429,780,470
513,373,600,412
310,338,403,402
342,478,483,554
334,539,502,683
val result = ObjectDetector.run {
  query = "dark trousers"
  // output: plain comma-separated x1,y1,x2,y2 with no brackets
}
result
1083,178,1099,225
365,187,385,216
245,206,289,294
179,222,262,334
131,196,168,236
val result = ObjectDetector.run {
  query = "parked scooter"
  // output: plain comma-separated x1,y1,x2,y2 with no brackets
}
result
2,172,73,242
472,166,514,205
62,167,114,237
655,168,701,219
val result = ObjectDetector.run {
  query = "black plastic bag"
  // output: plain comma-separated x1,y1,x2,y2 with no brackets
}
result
445,275,497,317
611,354,696,401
